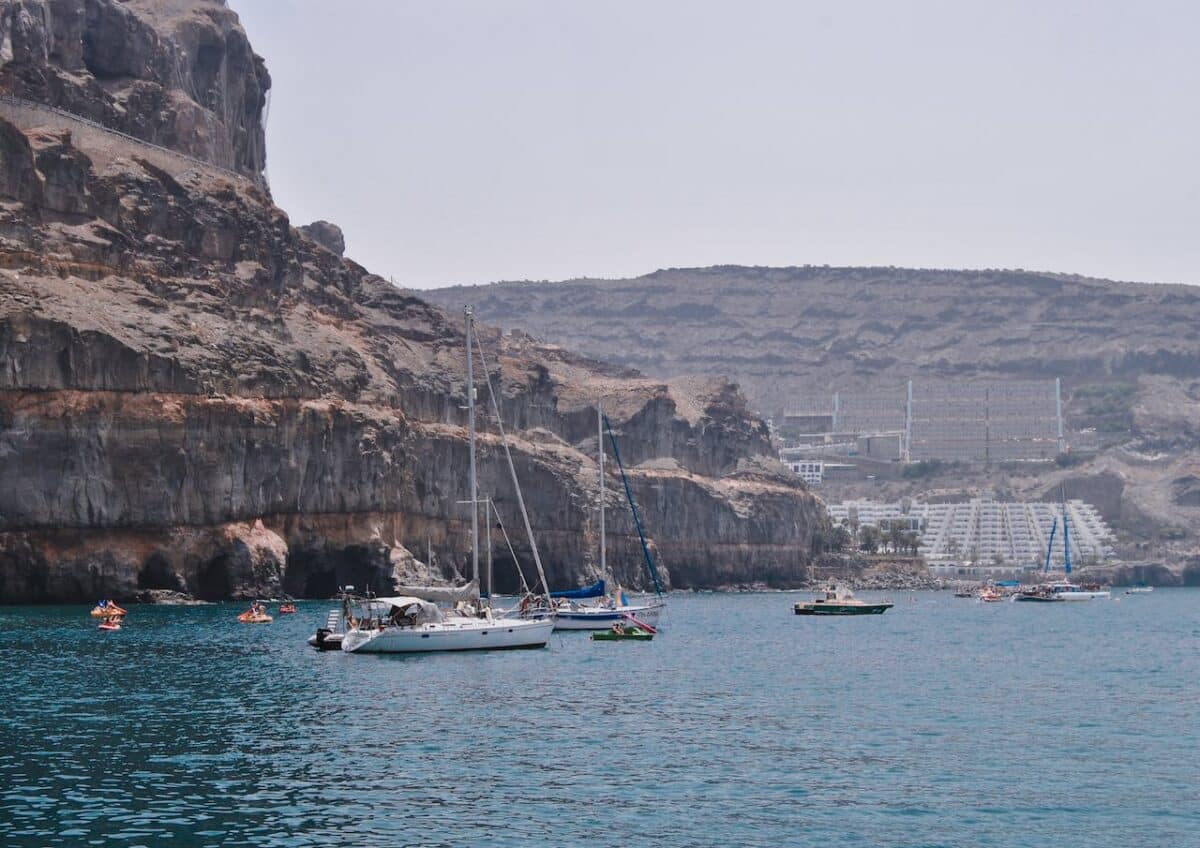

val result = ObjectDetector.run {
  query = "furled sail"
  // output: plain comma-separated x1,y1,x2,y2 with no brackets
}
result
550,579,605,599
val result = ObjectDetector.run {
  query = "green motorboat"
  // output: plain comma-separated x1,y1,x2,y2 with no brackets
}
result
793,585,893,616
591,623,655,641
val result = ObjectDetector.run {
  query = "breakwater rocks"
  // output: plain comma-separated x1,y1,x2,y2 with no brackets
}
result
0,1,824,602
809,555,945,591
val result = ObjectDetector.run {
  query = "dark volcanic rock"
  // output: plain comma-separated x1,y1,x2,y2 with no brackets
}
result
1171,476,1200,507
298,220,345,257
0,2,824,602
0,0,269,178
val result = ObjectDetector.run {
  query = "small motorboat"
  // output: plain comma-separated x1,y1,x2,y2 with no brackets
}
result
794,585,892,615
1125,586,1153,594
978,588,1005,603
278,602,298,615
98,617,123,631
90,600,128,618
238,603,273,624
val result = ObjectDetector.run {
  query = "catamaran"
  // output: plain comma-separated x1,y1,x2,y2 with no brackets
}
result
1014,500,1110,602
339,308,554,653
537,403,665,631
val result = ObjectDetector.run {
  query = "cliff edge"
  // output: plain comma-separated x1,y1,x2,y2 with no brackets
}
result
0,1,825,602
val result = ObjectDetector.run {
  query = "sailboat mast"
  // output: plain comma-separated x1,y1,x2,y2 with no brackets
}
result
1062,503,1072,575
465,308,479,586
1043,517,1057,574
486,498,493,600
598,400,607,581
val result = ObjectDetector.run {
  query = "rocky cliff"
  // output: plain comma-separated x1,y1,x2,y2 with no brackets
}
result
0,1,825,602
0,0,268,177
425,267,1200,572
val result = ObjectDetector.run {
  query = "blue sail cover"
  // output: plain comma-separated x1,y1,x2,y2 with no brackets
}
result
550,580,605,599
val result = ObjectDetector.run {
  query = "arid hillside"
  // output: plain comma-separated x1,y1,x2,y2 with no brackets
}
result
426,266,1200,577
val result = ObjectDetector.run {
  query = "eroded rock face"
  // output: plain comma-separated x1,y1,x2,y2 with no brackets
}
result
0,0,269,178
0,3,824,602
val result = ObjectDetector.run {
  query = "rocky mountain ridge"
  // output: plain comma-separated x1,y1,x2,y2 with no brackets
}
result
425,265,1200,416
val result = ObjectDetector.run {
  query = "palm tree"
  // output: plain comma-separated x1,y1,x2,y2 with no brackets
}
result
859,525,883,554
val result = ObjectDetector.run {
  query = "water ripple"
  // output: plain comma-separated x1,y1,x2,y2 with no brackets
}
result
1,592,1197,846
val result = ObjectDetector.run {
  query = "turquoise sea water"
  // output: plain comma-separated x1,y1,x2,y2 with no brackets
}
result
1,591,1197,847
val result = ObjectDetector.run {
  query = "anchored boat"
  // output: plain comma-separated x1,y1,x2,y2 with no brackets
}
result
340,596,552,653
1014,497,1110,602
793,585,893,616
338,309,555,654
537,402,666,630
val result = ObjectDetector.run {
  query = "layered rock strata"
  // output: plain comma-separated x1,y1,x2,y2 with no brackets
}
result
0,1,825,602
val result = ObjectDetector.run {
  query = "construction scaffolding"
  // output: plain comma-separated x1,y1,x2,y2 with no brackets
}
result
789,379,1065,463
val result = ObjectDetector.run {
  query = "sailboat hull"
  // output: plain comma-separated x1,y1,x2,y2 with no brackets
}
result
793,602,892,615
341,618,553,653
547,603,663,631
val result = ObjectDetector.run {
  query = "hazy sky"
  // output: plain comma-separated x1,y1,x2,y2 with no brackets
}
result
233,1,1198,289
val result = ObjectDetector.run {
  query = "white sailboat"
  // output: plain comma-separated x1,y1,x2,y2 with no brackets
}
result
1014,497,1110,602
543,402,665,631
341,308,553,653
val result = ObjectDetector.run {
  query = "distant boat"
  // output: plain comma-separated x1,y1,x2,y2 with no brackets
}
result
532,402,666,631
1022,580,1110,602
1125,585,1153,594
793,585,893,616
1014,496,1110,602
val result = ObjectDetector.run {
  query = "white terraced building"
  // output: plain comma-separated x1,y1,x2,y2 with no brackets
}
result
828,498,1116,568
